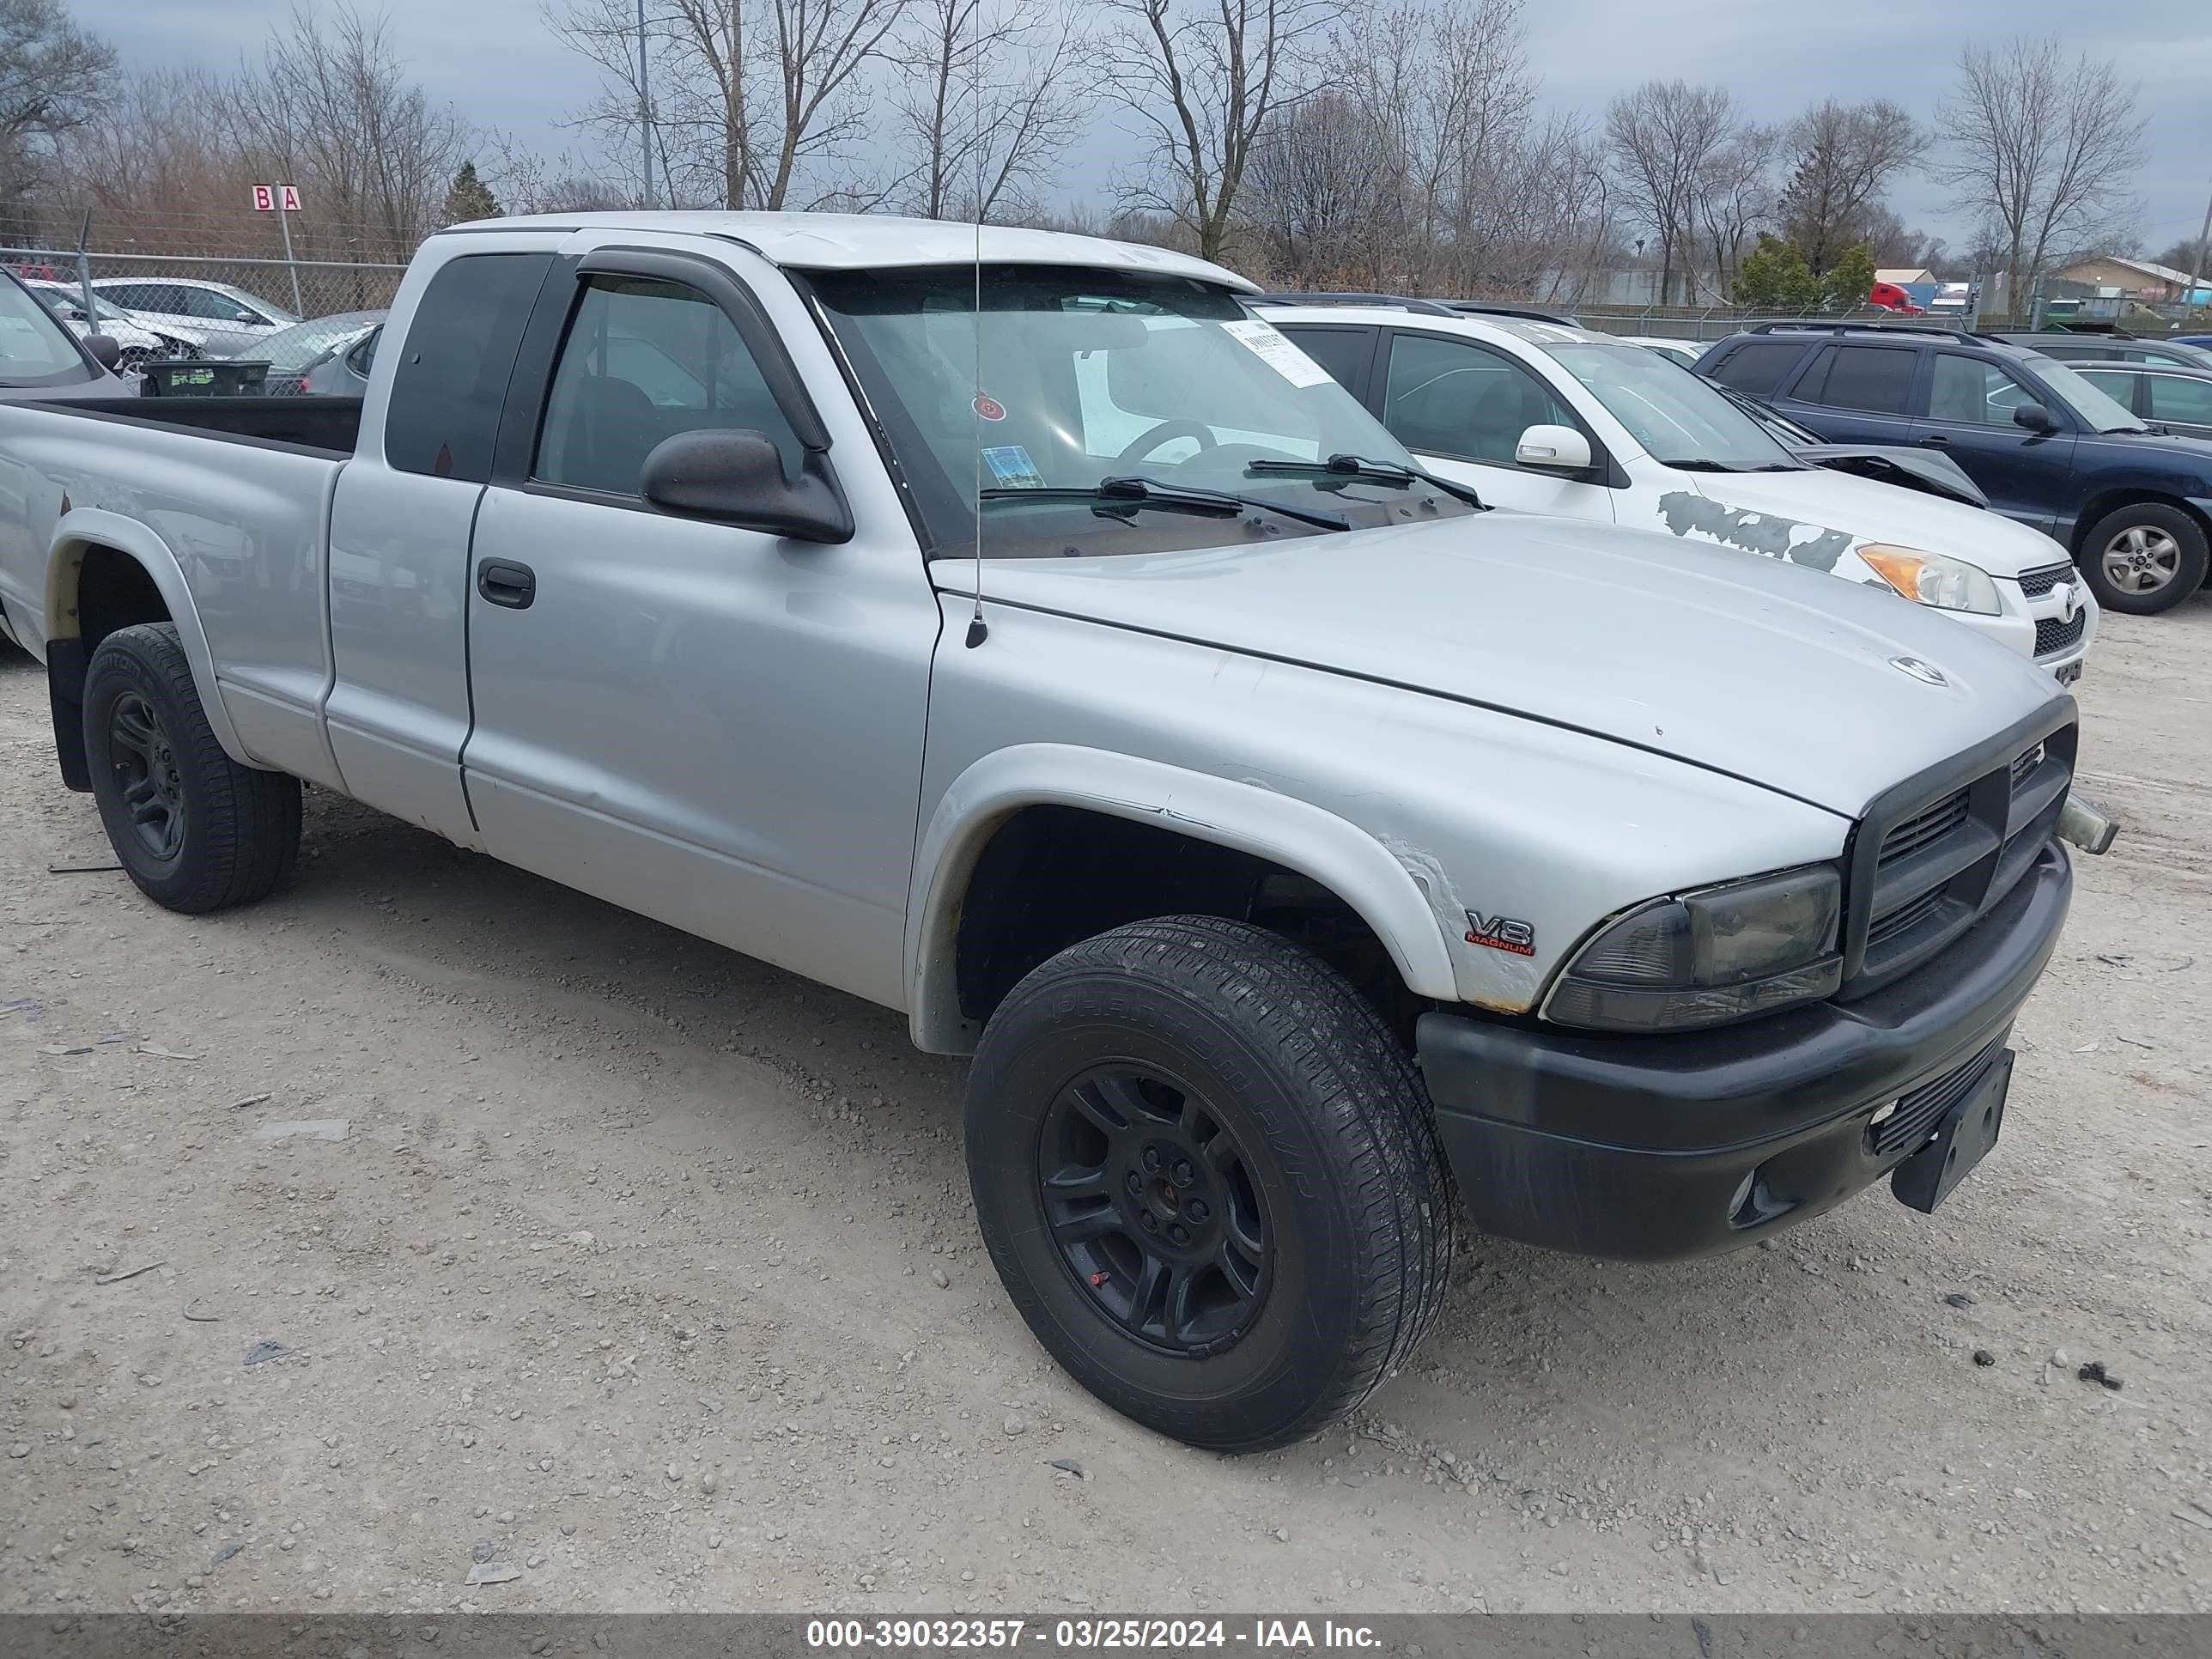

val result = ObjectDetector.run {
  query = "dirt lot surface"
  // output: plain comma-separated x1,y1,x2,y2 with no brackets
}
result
3,600,2209,1622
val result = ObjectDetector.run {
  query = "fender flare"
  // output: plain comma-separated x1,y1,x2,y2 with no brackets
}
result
46,507,252,765
904,743,1463,1054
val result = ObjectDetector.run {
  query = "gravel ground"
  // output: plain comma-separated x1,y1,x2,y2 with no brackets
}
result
3,599,2209,1621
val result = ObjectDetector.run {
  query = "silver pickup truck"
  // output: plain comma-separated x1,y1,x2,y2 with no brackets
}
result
0,213,2097,1452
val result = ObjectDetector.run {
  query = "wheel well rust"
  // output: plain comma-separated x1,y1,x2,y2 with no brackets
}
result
953,805,1427,1045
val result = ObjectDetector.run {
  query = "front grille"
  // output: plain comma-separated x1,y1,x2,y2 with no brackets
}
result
2016,563,2073,598
1866,885,1946,948
1878,791,1969,867
2034,612,2087,657
1870,1036,2008,1158
1844,715,2075,997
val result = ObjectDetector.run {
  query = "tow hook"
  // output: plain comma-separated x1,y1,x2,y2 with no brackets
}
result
2058,796,2118,856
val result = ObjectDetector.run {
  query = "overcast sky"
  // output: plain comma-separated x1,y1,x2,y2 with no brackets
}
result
100,0,2212,259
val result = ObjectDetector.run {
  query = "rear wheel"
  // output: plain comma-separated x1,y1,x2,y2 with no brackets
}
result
2077,502,2208,615
83,623,301,914
966,915,1454,1452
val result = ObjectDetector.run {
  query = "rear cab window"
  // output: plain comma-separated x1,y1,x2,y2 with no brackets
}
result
384,252,552,481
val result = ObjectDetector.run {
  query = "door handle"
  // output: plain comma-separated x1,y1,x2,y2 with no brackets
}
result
476,558,536,609
1917,434,1950,447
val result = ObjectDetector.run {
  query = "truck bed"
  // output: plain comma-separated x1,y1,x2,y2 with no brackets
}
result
36,395,364,458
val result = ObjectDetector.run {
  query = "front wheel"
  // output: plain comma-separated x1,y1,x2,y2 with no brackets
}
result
966,915,1455,1452
2077,502,2209,615
83,623,301,913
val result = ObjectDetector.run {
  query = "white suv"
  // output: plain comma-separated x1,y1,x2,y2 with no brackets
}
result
1258,298,2096,682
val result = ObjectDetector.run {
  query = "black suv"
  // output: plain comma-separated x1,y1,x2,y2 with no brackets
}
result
1697,323,2212,613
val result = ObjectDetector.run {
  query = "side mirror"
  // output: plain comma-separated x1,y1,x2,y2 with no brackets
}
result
234,309,259,325
2013,403,2060,434
82,332,121,370
640,428,854,544
1515,422,1594,472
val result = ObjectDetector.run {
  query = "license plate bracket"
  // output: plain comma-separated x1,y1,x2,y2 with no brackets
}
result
1892,1050,2013,1214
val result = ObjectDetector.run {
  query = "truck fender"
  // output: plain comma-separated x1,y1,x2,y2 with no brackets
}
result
45,508,254,769
905,743,1464,1054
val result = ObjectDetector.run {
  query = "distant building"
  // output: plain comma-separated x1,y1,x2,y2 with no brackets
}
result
2048,254,2203,301
1876,267,1936,287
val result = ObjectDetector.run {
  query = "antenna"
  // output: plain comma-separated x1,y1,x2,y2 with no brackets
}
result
963,0,988,649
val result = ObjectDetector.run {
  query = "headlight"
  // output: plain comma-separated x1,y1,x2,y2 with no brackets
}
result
1544,866,1842,1032
1859,544,2002,616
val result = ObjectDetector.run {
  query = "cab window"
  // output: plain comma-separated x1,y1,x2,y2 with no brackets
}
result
535,275,801,495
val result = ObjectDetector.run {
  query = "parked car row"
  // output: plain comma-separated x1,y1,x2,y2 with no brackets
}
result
1698,322,2212,614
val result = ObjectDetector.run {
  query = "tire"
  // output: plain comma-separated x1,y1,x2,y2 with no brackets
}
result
83,622,301,914
966,915,1455,1452
2077,502,2209,616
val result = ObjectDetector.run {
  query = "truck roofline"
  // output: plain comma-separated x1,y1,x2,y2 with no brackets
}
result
433,211,1259,292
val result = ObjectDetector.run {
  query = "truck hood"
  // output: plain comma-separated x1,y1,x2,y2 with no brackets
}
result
939,514,2064,818
1638,465,2069,579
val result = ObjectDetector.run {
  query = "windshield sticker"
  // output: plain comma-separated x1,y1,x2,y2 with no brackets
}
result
1220,319,1334,388
981,445,1045,489
973,393,1006,422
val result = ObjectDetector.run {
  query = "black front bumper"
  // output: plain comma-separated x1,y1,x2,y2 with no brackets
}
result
1417,841,2072,1261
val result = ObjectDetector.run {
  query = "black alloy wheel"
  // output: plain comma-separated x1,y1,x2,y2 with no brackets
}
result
106,688,188,863
1037,1064,1271,1356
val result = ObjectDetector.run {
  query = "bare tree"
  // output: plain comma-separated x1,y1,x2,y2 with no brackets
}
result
1605,80,1736,306
1355,0,1532,291
1246,89,1398,285
890,0,1091,221
1777,98,1919,274
553,0,910,211
0,0,116,230
226,5,474,249
1695,122,1776,295
1936,36,2148,313
1096,0,1340,265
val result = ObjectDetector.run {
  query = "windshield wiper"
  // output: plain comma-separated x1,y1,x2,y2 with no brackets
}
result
1665,459,1741,472
977,475,1350,532
1247,453,1487,509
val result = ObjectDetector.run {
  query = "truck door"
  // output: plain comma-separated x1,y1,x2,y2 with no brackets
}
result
459,246,938,1011
324,246,552,844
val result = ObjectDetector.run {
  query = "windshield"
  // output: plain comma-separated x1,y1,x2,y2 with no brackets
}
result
2021,354,2148,433
806,265,1473,559
254,314,381,371
0,279,94,385
1543,342,1803,471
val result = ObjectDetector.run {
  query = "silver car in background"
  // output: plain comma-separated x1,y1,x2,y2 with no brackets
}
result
253,310,386,394
300,319,381,397
22,280,207,371
89,276,298,358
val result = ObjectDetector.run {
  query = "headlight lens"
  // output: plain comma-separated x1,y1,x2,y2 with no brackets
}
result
1545,866,1843,1032
1859,544,2002,616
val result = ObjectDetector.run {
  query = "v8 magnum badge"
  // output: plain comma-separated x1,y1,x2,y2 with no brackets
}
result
1465,910,1535,956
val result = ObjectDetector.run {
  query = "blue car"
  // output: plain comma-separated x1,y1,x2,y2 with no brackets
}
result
1698,322,2212,614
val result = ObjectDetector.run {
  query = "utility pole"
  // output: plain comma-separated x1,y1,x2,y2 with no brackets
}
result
638,0,653,210
2189,178,2212,310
